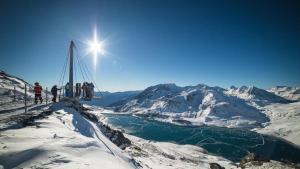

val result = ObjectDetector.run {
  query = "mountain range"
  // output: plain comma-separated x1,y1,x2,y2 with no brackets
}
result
107,83,298,128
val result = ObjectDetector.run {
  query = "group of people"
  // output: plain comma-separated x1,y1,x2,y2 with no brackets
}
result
81,82,95,100
64,82,94,99
32,81,95,104
33,83,60,104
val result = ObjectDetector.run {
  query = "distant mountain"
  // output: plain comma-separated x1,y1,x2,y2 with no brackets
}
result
225,86,291,105
268,86,300,101
86,90,141,107
109,83,282,128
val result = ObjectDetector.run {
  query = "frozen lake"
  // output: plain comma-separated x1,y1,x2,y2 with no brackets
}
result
105,114,300,163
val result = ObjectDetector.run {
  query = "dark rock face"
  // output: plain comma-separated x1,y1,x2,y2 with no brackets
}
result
100,124,131,150
209,163,225,169
79,105,131,150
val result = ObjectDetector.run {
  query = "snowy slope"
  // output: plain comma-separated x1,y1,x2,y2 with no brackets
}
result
125,135,299,169
110,84,272,128
0,101,138,169
268,86,300,101
225,86,290,105
0,71,35,101
0,70,51,112
125,134,237,169
253,102,300,146
0,71,37,113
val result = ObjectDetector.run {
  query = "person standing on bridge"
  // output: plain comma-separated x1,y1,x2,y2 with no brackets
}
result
34,82,43,104
65,82,70,97
51,85,61,102
82,82,88,98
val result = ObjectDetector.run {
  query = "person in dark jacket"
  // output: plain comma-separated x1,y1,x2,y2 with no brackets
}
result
65,82,70,97
82,82,88,98
34,82,43,104
75,83,81,97
51,85,61,102
89,82,94,98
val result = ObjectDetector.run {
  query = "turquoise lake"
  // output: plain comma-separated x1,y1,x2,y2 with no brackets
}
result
105,114,300,163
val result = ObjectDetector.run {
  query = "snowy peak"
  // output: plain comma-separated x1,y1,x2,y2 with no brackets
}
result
225,85,290,104
0,71,36,101
135,83,182,101
0,71,33,89
268,86,300,101
89,90,141,107
111,83,271,128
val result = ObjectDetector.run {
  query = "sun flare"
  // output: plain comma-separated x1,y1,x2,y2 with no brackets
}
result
87,28,106,68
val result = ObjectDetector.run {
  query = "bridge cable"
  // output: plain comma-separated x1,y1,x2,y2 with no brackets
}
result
80,56,103,97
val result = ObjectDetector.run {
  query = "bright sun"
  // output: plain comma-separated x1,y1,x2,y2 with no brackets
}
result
87,28,106,68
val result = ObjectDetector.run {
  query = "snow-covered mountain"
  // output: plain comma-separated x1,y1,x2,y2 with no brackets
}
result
268,86,300,101
109,84,293,128
88,91,141,107
225,86,291,105
0,70,35,102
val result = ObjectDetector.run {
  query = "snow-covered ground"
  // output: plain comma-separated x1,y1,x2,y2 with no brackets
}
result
125,134,237,169
241,160,297,169
125,135,299,169
0,102,137,169
253,102,300,146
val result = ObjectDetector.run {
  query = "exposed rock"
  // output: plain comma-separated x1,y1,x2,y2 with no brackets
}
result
209,162,225,169
161,152,176,160
0,110,53,130
100,124,131,149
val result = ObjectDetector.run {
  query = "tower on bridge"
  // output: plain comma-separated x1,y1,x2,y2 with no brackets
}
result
68,40,75,98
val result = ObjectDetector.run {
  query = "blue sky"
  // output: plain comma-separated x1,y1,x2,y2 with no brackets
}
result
0,0,299,91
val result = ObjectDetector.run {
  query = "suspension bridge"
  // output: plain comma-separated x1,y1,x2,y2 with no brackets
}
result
58,40,102,101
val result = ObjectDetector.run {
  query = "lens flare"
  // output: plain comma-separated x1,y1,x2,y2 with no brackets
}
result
87,28,106,68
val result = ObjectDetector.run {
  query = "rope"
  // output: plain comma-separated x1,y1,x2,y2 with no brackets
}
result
78,56,91,82
79,55,103,97
58,51,69,87
73,48,103,97
75,52,87,82
60,56,68,88
74,57,78,85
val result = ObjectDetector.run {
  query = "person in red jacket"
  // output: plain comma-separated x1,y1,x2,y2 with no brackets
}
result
34,82,43,104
